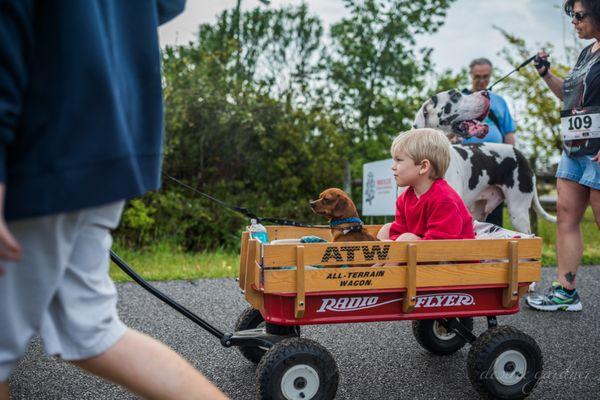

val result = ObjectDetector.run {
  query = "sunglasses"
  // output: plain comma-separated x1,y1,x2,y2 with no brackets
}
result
568,10,589,22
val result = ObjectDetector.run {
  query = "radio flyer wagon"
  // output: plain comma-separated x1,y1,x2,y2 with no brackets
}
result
111,223,544,400
235,225,544,400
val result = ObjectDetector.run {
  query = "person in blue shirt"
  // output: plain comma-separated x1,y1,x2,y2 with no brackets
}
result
462,57,517,227
0,2,227,399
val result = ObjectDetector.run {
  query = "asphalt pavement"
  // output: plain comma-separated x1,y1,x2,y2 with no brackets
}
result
8,265,600,399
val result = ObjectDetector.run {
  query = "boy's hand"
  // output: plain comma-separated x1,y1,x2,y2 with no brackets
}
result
0,184,21,275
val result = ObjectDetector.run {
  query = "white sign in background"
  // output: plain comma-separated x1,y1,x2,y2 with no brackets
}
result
362,159,405,216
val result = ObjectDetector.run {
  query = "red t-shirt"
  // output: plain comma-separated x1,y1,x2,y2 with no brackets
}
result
389,179,475,241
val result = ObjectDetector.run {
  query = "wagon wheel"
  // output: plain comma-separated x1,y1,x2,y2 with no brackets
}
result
412,317,474,355
256,337,339,400
467,326,543,399
234,307,300,364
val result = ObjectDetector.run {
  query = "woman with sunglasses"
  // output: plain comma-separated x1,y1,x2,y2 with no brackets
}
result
526,0,600,312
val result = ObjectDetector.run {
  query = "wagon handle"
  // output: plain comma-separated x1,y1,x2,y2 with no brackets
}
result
110,250,225,340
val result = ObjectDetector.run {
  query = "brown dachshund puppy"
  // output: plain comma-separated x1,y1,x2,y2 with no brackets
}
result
310,188,378,242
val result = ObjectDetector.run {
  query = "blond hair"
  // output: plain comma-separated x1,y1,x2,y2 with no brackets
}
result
391,128,451,179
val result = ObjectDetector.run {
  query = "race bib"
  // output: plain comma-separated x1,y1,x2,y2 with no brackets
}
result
560,107,600,141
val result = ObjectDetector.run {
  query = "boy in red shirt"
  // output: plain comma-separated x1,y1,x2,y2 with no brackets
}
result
377,128,475,241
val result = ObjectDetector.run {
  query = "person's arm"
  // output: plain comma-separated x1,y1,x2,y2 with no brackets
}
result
541,72,564,101
498,98,517,145
491,94,517,145
388,195,408,241
503,132,516,145
534,51,564,101
0,1,34,266
422,201,465,240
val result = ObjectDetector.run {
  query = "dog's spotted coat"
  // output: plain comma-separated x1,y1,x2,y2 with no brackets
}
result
414,90,556,233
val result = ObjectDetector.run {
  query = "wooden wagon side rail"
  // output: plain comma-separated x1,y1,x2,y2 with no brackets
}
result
240,234,542,318
503,240,519,308
404,243,417,313
252,238,541,294
261,238,541,267
259,260,540,293
240,236,263,311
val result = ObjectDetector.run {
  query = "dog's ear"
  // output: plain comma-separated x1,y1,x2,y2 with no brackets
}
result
413,103,427,128
332,197,348,218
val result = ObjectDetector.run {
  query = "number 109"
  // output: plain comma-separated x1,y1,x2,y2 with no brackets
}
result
568,115,592,130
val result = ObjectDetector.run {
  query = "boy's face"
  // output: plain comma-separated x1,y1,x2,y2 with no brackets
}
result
391,149,425,187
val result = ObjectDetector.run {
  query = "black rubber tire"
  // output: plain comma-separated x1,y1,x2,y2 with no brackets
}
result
256,337,339,400
412,317,474,355
467,326,543,400
234,307,299,364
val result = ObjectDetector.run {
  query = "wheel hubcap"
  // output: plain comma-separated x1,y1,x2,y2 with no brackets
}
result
294,377,307,390
493,350,527,385
433,320,456,340
281,364,320,400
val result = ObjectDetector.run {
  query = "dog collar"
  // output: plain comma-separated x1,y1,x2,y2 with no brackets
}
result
330,217,364,228
341,225,365,235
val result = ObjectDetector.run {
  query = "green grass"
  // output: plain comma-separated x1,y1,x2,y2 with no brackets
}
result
110,209,600,282
110,241,239,283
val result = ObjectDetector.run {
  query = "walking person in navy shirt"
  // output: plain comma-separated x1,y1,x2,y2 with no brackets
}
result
0,1,227,398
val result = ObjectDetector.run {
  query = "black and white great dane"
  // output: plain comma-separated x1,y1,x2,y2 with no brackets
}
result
413,89,556,233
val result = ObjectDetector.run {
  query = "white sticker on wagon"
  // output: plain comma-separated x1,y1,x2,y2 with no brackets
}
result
317,296,401,312
316,293,475,313
414,293,475,308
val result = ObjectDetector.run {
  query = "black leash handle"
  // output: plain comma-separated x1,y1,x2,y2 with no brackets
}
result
162,173,327,229
487,55,536,91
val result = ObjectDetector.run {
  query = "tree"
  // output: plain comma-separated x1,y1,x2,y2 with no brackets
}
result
119,6,347,250
195,3,324,107
324,0,456,193
116,2,468,248
429,68,469,96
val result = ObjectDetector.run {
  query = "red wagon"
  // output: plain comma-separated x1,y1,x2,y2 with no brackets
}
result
236,225,544,400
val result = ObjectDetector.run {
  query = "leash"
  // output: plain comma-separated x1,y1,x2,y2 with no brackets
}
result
487,55,536,91
162,173,325,228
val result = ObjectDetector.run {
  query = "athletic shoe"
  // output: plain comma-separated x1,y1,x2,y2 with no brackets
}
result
525,281,583,312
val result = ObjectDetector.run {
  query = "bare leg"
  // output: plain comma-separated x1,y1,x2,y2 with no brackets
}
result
555,179,589,290
71,329,228,400
590,188,600,228
0,381,8,400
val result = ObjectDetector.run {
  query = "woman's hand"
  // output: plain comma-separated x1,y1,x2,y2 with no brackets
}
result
534,51,550,77
592,149,600,163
